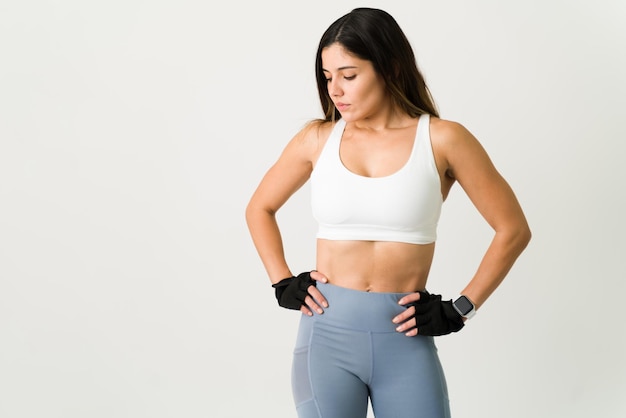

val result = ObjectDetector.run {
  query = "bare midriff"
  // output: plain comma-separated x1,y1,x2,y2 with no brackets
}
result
316,239,435,293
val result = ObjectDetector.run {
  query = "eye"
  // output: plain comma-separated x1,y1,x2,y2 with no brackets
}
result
344,75,356,80
325,78,332,83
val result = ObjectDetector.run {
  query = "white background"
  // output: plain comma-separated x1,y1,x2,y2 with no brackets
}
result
1,1,625,417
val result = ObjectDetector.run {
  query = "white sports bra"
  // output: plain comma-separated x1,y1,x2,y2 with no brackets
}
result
310,113,443,244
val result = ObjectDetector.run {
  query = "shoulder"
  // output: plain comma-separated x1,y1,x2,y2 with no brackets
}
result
428,116,493,177
428,116,475,149
284,119,336,162
296,119,335,145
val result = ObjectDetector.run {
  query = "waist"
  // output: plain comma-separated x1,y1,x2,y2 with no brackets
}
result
311,282,413,332
316,239,434,292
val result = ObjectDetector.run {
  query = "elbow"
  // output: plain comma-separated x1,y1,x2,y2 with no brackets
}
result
524,223,532,245
496,218,531,253
515,220,532,252
245,200,261,229
245,199,275,229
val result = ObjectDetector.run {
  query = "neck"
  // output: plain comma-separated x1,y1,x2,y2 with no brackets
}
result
352,105,413,132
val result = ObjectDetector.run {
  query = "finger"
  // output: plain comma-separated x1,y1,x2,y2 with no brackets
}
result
307,286,329,308
310,270,329,283
395,317,416,333
405,328,419,337
300,305,313,317
398,292,424,306
392,305,415,324
304,294,324,315
413,324,432,336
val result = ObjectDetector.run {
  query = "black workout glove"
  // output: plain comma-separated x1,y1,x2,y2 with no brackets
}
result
405,291,465,336
272,271,317,310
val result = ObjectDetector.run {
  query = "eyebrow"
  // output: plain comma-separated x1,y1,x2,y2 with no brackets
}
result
322,66,358,72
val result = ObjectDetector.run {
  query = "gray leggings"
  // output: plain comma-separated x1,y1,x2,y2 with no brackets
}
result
292,282,451,418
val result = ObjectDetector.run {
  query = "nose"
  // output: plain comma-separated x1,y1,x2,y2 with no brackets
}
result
328,79,342,97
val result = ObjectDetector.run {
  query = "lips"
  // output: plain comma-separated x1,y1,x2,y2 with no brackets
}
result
335,102,349,111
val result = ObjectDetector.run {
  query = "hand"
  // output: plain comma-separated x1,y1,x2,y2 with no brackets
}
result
272,270,329,316
393,291,464,337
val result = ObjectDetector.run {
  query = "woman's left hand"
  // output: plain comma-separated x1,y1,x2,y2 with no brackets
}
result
393,292,423,336
393,291,465,336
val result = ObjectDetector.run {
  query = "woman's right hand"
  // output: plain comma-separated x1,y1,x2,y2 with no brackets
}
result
301,270,329,316
272,270,330,315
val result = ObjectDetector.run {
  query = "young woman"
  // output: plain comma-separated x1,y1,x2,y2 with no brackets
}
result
246,7,531,418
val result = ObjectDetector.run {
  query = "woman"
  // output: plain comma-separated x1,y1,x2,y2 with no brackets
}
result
246,7,530,418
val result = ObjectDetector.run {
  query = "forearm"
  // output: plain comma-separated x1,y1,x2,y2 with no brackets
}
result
461,225,531,310
246,206,293,284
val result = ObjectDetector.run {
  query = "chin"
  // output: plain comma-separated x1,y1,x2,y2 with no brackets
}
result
338,112,358,122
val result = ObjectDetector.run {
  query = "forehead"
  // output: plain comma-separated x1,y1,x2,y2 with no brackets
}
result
321,43,368,71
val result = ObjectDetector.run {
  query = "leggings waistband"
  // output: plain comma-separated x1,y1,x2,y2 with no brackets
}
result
312,282,413,333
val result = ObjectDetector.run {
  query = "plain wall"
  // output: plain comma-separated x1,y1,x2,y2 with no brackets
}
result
1,1,625,417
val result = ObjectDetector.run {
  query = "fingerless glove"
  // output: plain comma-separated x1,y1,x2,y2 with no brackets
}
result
406,291,465,336
272,271,316,310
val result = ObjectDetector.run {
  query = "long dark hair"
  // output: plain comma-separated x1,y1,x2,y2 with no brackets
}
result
315,8,439,121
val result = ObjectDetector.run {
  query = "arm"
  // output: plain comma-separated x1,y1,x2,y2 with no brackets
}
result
394,120,531,335
245,122,329,313
440,120,531,309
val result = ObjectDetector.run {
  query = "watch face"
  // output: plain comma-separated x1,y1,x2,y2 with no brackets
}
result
455,296,474,315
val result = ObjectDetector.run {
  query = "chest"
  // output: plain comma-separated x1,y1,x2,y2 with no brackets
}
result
339,127,417,178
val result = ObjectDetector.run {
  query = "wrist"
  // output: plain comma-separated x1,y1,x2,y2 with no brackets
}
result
272,276,294,288
271,271,317,311
452,294,476,319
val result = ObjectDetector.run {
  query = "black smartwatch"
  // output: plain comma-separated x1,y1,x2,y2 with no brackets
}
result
453,295,476,319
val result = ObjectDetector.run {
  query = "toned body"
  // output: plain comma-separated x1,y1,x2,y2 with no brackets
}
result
317,239,434,293
246,43,530,331
246,12,531,417
248,114,529,307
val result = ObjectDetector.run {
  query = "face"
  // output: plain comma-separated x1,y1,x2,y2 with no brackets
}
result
321,43,388,122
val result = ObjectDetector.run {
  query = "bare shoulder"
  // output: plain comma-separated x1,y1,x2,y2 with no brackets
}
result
300,119,335,145
429,116,476,149
428,116,494,179
286,119,336,163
